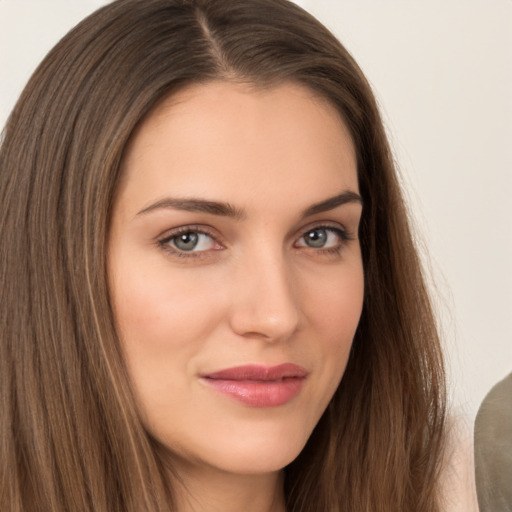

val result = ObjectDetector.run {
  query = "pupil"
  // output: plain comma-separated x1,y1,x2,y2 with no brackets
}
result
306,229,327,248
175,232,199,251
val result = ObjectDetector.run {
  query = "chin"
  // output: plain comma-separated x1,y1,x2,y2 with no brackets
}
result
162,417,313,477
222,441,305,475
199,445,304,476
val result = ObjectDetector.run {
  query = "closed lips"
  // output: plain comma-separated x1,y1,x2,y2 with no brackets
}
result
201,364,308,407
202,363,308,381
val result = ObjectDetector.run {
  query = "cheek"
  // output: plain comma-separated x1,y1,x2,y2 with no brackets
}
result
300,260,364,384
111,258,224,351
109,260,227,429
304,260,364,340
109,257,231,419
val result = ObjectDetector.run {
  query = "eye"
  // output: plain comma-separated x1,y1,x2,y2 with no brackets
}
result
159,227,221,255
296,226,348,250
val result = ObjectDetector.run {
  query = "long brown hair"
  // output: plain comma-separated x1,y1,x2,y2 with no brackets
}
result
0,0,446,510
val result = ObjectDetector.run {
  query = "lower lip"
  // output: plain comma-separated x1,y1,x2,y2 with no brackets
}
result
202,377,305,407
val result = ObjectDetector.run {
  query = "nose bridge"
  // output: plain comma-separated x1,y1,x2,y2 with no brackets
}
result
229,245,300,341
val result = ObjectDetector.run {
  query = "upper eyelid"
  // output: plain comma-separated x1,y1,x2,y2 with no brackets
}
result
295,221,349,238
158,225,220,243
294,225,351,245
158,221,346,237
158,221,350,240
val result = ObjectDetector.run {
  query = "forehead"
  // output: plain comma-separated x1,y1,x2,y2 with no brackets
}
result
118,80,358,212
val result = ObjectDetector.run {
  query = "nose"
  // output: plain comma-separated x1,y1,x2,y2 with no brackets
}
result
228,250,301,342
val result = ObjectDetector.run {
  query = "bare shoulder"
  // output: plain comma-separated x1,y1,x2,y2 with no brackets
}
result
438,414,479,512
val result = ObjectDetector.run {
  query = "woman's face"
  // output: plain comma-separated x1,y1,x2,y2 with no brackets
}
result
108,81,364,476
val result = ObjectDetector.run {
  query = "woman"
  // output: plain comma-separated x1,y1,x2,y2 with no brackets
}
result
0,0,446,510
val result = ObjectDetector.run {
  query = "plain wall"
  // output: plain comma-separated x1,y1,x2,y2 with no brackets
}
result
1,0,511,422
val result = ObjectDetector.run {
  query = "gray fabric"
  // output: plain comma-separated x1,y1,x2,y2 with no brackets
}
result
474,372,512,512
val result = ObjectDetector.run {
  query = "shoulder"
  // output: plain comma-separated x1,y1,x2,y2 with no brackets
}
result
438,414,480,512
474,373,512,512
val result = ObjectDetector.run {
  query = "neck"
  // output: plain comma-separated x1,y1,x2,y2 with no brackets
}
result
171,459,286,512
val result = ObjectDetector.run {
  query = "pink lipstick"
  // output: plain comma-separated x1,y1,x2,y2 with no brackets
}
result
201,364,307,407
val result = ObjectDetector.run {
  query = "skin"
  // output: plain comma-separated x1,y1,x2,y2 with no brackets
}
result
108,81,364,512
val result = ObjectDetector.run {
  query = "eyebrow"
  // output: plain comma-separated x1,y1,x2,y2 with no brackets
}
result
301,190,362,218
137,198,246,219
136,191,362,219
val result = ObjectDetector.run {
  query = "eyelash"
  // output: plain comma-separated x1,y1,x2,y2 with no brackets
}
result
299,225,354,257
158,225,221,259
157,224,354,259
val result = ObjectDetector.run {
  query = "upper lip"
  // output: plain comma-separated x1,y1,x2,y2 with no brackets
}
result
201,363,308,381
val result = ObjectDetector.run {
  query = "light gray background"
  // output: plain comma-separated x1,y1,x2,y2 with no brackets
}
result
1,0,511,422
